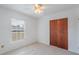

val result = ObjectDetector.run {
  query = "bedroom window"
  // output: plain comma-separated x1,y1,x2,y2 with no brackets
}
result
11,18,24,42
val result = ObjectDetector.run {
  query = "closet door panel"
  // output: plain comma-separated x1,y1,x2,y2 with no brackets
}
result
50,18,68,50
57,20,63,48
50,20,57,46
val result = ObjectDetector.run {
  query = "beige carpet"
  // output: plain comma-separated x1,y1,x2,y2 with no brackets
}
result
3,43,78,55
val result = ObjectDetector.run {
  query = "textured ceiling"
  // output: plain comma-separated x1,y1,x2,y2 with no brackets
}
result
0,4,78,18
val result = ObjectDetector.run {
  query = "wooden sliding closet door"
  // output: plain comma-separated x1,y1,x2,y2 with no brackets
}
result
50,18,68,50
50,20,58,46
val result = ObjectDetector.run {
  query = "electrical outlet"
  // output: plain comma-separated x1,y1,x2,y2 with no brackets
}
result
0,43,4,48
1,45,4,48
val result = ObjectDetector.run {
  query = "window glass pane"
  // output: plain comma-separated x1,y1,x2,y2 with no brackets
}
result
11,18,24,42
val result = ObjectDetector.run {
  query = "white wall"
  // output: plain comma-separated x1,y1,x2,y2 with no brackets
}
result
0,6,37,54
0,5,79,54
38,8,79,53
75,8,79,53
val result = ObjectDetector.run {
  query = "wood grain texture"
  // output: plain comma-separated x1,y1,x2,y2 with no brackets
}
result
50,18,68,50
